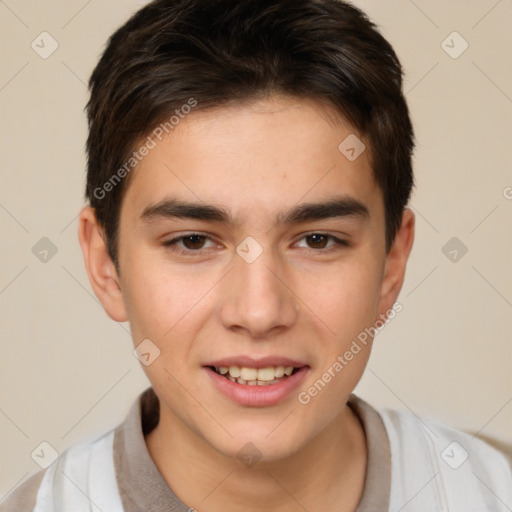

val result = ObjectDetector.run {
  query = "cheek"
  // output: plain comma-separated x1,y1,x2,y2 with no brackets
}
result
298,257,382,340
303,259,382,405
120,253,217,344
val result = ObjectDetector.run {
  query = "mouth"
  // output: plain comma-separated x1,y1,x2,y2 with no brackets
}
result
209,365,300,386
203,359,309,407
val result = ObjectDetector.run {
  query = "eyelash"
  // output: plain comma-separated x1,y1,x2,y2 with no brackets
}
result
162,232,349,255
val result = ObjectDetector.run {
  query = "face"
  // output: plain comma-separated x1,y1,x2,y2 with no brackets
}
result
81,95,413,463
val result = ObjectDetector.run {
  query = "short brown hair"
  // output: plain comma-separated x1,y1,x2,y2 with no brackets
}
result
86,0,415,270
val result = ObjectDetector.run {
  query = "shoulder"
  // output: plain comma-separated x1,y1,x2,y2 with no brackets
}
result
377,405,512,511
0,470,47,512
379,405,511,468
1,429,122,512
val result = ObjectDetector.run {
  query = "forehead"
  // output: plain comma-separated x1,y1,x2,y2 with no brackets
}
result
120,95,382,226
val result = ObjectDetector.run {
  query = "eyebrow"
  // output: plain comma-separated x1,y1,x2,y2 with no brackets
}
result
139,195,370,227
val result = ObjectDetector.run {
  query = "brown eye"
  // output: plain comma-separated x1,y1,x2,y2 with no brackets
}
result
305,234,329,249
294,233,349,251
182,234,207,249
163,233,218,254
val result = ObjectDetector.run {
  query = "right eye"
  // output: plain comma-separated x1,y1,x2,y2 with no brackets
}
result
162,233,221,255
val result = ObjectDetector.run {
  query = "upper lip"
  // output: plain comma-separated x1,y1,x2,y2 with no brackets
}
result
204,356,308,369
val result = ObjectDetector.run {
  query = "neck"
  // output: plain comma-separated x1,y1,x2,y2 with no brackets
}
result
145,402,367,512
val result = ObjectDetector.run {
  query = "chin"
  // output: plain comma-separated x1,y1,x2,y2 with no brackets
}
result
206,420,310,465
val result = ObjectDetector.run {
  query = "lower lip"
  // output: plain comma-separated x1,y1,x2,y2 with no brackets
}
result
204,366,309,407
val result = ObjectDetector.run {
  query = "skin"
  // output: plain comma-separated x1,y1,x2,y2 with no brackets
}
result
78,95,414,511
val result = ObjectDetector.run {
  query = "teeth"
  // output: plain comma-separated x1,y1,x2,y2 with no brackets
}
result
215,365,297,383
275,366,285,378
257,367,275,381
240,367,258,381
229,366,241,378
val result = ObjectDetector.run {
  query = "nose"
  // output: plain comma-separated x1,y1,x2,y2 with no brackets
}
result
218,245,299,339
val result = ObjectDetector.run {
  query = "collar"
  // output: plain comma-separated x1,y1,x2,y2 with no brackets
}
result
113,386,391,511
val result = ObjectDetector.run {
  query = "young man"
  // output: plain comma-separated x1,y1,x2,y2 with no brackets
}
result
2,0,511,511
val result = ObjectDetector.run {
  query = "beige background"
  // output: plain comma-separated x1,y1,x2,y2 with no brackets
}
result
1,0,511,498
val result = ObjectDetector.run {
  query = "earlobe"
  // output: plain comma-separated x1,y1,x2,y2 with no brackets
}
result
377,209,415,319
77,206,128,322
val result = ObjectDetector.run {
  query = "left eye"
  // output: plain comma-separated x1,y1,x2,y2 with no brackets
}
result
295,233,347,250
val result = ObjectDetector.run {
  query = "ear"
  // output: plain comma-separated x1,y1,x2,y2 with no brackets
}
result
77,206,128,322
377,208,415,319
